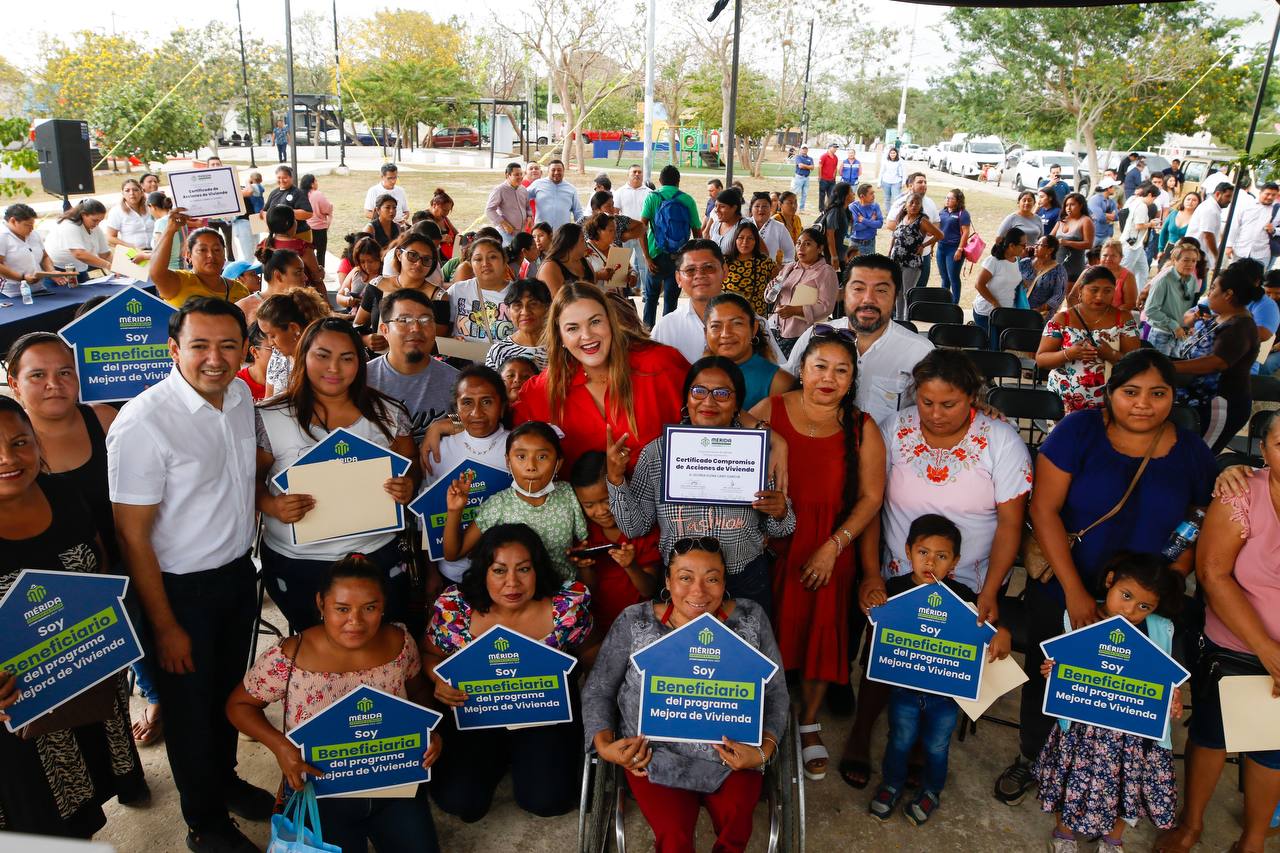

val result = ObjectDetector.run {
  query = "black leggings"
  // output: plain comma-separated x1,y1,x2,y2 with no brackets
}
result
317,785,439,853
429,714,581,822
1016,582,1068,761
1196,394,1251,455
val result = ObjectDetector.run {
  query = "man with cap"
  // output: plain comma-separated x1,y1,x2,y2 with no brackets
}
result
792,145,814,211
818,143,840,211
1088,178,1120,247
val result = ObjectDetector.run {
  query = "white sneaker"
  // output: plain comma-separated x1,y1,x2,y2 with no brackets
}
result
1047,836,1077,853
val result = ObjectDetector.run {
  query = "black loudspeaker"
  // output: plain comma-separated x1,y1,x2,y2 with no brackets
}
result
35,119,95,197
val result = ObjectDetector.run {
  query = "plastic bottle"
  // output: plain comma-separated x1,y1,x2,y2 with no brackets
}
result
1161,507,1207,562
19,280,33,305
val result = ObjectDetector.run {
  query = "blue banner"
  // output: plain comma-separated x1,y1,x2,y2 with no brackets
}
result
433,624,577,730
631,612,778,746
58,286,176,404
1041,615,1189,741
0,570,143,733
865,582,996,702
408,460,512,562
287,685,443,797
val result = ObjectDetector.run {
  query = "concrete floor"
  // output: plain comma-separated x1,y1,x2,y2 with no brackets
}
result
89,602,1266,853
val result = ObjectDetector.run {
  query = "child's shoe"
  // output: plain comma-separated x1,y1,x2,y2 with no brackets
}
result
1046,830,1077,852
868,783,902,821
1098,836,1124,853
903,790,939,826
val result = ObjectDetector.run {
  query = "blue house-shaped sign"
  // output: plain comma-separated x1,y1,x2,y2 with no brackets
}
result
408,460,512,562
59,285,175,404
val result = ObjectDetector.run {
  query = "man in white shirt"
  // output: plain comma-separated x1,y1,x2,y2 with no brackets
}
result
784,253,933,424
0,203,71,297
1200,165,1232,197
108,298,273,853
1121,181,1158,292
527,159,583,229
1227,181,1280,265
1189,183,1236,270
363,163,410,223
484,162,531,246
886,172,939,286
613,164,653,293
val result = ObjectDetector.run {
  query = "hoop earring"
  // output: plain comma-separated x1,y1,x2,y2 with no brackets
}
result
723,589,733,600
680,405,691,423
659,588,671,602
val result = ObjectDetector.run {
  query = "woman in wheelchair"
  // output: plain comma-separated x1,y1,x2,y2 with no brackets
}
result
581,538,789,853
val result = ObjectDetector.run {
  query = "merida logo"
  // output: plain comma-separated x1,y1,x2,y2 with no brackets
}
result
699,437,731,447
488,636,520,665
356,697,374,713
26,584,46,603
494,637,510,652
689,629,721,662
916,605,948,623
1110,628,1125,644
1098,627,1132,661
698,627,714,645
23,588,63,626
334,440,351,456
126,298,143,314
347,697,382,726
927,591,943,608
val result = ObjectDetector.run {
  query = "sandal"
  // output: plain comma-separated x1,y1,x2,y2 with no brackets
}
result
131,703,163,746
798,723,828,781
839,757,872,790
868,783,903,821
1152,826,1199,853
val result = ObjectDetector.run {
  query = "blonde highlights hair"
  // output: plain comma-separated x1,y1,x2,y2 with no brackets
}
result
541,282,640,434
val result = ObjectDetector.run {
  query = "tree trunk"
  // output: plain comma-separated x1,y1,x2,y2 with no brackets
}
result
1083,123,1100,188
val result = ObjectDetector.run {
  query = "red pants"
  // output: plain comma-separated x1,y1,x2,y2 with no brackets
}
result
625,769,763,853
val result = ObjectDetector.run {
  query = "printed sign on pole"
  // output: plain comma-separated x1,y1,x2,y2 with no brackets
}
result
433,624,577,730
631,612,778,746
865,582,996,702
408,461,512,562
1041,615,1190,741
287,685,442,798
59,286,176,404
0,570,143,732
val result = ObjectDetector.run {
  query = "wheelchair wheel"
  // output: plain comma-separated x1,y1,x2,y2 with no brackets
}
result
578,753,616,853
765,710,804,853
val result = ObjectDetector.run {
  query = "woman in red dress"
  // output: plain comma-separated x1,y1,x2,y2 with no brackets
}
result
749,326,886,782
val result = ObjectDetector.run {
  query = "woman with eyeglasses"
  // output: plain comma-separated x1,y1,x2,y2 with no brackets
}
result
255,318,419,633
355,233,450,351
605,356,794,611
581,536,788,853
747,326,886,782
485,278,552,372
1020,234,1068,318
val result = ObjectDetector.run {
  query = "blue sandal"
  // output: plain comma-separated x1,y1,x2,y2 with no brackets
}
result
904,790,940,826
868,783,903,821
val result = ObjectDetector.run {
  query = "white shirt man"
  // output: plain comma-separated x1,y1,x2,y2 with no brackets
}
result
364,168,410,222
1189,185,1234,269
784,259,933,425
613,165,652,220
1200,167,1232,197
1120,185,1156,291
1228,184,1280,264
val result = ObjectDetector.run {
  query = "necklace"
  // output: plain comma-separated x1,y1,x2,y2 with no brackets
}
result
798,395,836,437
461,430,504,458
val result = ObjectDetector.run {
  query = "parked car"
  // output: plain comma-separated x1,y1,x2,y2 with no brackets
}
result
947,138,1005,178
900,143,924,160
1012,150,1081,193
431,126,480,148
569,130,636,142
354,128,400,147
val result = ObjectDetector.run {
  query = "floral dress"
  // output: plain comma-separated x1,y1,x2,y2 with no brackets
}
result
429,581,593,654
889,216,927,270
724,256,776,316
1033,613,1178,836
1044,311,1139,413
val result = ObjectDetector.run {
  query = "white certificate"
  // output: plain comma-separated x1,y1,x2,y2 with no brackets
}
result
168,165,247,219
661,426,768,505
288,457,399,545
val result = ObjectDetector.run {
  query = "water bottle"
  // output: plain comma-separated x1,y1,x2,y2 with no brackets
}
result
19,280,33,305
1161,507,1207,562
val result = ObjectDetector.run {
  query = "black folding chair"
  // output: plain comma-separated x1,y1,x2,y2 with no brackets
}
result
928,323,988,349
990,307,1045,348
908,301,963,326
906,286,954,306
966,350,1023,389
1000,327,1044,354
894,319,918,333
1168,405,1200,435
988,387,1064,449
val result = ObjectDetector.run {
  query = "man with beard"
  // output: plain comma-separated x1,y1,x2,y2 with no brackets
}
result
366,289,459,441
784,253,933,425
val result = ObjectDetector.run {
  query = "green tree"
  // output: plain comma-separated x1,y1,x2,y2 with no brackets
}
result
944,3,1255,180
346,61,472,150
37,32,153,118
689,66,776,176
0,58,25,116
0,117,37,198
88,81,205,166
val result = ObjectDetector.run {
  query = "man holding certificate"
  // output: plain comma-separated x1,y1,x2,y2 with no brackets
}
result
255,318,419,633
606,356,793,612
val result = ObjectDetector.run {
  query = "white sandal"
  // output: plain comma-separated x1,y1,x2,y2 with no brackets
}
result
798,723,828,781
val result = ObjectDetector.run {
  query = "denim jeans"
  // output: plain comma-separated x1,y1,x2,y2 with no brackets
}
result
231,218,256,263
973,312,997,349
850,237,876,257
643,252,680,328
1121,241,1149,294
882,687,959,794
792,175,810,210
936,243,962,303
1146,327,1178,356
818,179,835,211
881,182,902,211
624,237,649,297
318,785,440,853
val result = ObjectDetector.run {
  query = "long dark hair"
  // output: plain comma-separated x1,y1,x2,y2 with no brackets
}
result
57,198,107,225
548,223,586,263
460,523,561,612
795,330,861,534
724,220,767,262
269,317,406,444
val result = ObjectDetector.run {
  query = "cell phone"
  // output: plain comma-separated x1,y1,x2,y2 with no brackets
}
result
568,544,615,559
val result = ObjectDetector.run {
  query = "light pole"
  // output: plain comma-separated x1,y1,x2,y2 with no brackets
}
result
709,0,742,183
642,0,656,182
332,0,346,168
896,6,919,143
284,0,297,175
235,0,256,167
799,17,814,145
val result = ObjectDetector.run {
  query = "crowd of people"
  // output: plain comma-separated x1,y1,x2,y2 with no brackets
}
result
0,148,1278,853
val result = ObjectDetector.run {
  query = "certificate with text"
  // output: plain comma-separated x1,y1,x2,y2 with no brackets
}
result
168,165,246,218
661,426,768,505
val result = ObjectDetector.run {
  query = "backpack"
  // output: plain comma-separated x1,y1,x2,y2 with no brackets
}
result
653,191,692,255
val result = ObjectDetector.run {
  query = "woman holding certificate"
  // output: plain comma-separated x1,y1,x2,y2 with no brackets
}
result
256,318,419,633
748,326,886,782
605,356,794,610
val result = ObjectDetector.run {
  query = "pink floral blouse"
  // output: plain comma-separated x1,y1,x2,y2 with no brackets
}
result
429,581,593,654
1043,310,1139,413
243,624,420,731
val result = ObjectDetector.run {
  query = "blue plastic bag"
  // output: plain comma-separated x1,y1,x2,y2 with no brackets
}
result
1013,284,1030,310
268,783,342,853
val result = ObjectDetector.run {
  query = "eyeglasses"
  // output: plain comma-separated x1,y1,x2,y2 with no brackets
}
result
679,263,720,277
398,249,429,266
812,323,856,343
673,536,722,555
689,384,734,401
388,316,434,329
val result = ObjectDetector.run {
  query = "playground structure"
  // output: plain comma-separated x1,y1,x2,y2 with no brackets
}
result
587,124,724,168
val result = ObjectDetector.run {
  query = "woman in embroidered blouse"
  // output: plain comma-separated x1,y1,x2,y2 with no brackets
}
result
228,554,442,853
1037,265,1140,414
840,350,1027,788
769,227,839,358
424,523,591,823
582,539,788,853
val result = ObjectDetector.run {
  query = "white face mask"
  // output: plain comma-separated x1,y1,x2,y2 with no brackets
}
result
512,478,557,499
